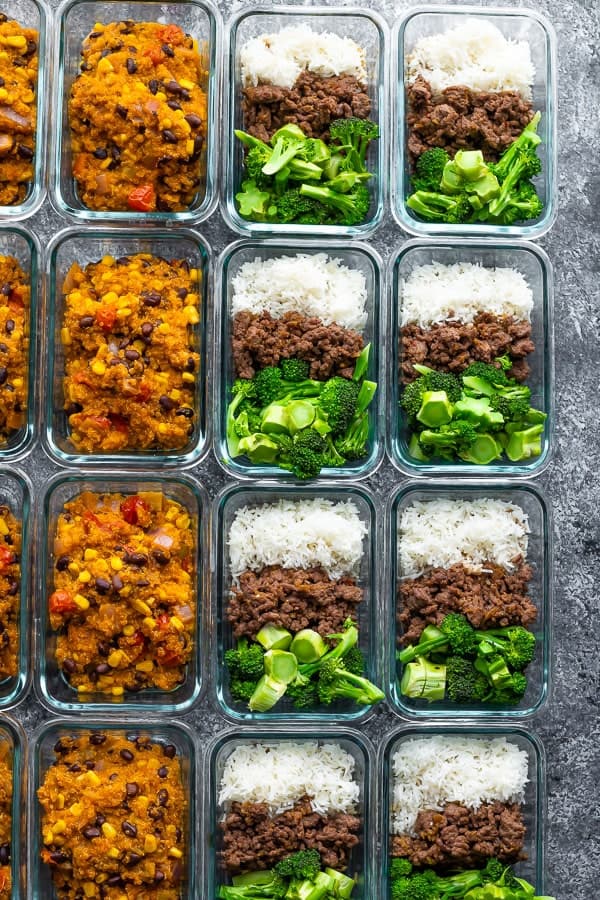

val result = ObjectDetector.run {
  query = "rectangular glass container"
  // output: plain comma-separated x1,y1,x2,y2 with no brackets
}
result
223,6,387,237
393,6,557,239
0,469,31,709
388,239,553,477
36,472,206,714
43,227,211,467
388,481,551,718
379,725,546,897
30,719,198,899
52,0,219,223
207,727,374,899
0,716,26,900
214,482,381,722
215,239,383,480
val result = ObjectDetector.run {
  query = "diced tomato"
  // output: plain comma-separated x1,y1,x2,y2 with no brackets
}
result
49,590,77,615
156,613,170,632
88,416,111,430
135,383,152,403
158,647,183,668
109,413,130,434
0,545,14,572
143,45,163,66
8,287,24,310
120,495,150,526
156,24,185,45
83,510,102,528
127,184,156,212
95,306,117,332
132,630,146,646
181,555,193,574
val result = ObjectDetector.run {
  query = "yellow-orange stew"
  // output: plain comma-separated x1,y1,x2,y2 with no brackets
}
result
0,739,11,898
0,254,29,444
0,14,38,207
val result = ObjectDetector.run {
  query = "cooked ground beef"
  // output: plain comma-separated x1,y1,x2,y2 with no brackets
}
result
232,310,364,380
391,801,525,869
242,71,371,143
406,75,533,165
400,313,535,383
397,561,537,645
227,566,363,640
219,795,360,874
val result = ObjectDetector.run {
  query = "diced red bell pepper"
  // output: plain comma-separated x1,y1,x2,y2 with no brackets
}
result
156,613,170,632
109,414,129,434
95,307,117,332
49,590,77,615
127,184,156,212
156,24,184,45
0,545,14,571
120,495,150,526
143,45,163,66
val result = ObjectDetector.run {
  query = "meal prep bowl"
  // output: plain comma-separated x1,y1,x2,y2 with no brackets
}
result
214,482,381,722
43,227,211,468
388,239,554,477
388,482,551,719
36,472,207,715
0,469,31,709
379,725,546,898
30,718,198,899
393,6,557,239
0,716,26,900
51,0,219,224
222,5,387,237
215,239,384,480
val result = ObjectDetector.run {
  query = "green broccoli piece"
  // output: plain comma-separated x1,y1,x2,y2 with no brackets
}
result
390,870,439,900
412,147,450,191
389,859,413,880
229,678,260,703
319,377,360,436
418,420,479,458
244,143,272,185
263,123,307,175
254,366,284,406
505,424,544,461
446,656,489,703
297,137,331,166
224,639,265,680
398,614,477,664
334,412,370,460
218,870,288,898
236,179,275,220
402,366,462,416
274,188,332,224
279,358,310,382
406,190,474,223
489,112,542,216
287,445,323,480
317,656,385,706
274,850,321,881
226,379,259,456
286,673,319,709
329,117,380,169
475,626,536,671
400,656,447,702
461,361,513,387
343,647,366,676
299,182,371,226
489,394,532,422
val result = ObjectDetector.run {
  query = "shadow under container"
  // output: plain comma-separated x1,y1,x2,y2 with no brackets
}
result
216,239,383,480
44,227,210,467
223,6,387,237
0,226,39,459
380,725,546,898
0,0,48,221
207,728,373,898
388,482,551,719
36,473,206,715
51,0,219,224
30,719,198,899
0,716,26,900
393,6,557,239
388,240,553,477
214,483,380,721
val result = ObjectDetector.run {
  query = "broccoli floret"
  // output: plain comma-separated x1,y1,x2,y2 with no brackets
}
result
224,639,265,680
229,678,260,703
400,656,447,702
418,420,479,458
274,850,321,881
274,188,332,224
505,424,544,461
227,379,260,456
489,394,531,422
343,647,366,676
317,657,385,706
279,358,310,382
297,137,331,166
489,113,542,216
319,377,360,436
390,870,439,900
389,859,413,880
254,366,284,406
402,366,462,416
287,445,323,480
263,123,307,175
299,182,371,225
329,117,380,168
406,190,473,223
461,362,513,387
235,179,275,220
475,627,536,671
218,871,288,899
412,147,450,191
244,143,272,185
334,412,370,460
398,613,477,663
446,656,489,703
286,674,319,709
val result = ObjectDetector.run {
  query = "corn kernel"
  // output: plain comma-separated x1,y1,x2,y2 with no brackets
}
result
144,834,158,853
97,56,114,74
158,423,168,435
68,561,80,575
85,770,101,787
190,268,199,283
110,557,123,571
157,322,170,334
92,22,105,32
122,625,135,637
43,829,54,845
116,307,132,318
84,549,98,561
83,882,96,898
69,802,83,816
136,660,154,673
57,793,65,810
61,327,71,346
169,389,182,402
175,514,190,530
4,35,27,49
170,616,184,632
0,88,8,102
101,822,117,839
108,650,124,668
169,847,183,859
156,91,167,101
108,847,120,859
78,570,92,583
101,255,115,267
182,372,195,383
183,305,200,325
132,599,152,616
91,360,106,376
53,819,67,834
74,594,89,611
185,139,195,156
12,377,23,388
143,617,156,630
112,686,124,697
0,518,8,536
77,684,92,693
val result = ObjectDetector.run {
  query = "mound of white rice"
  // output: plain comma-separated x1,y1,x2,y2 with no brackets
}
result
400,262,534,329
228,498,366,581
241,25,367,89
406,19,534,98
392,735,529,835
398,498,529,576
231,254,368,333
219,742,359,816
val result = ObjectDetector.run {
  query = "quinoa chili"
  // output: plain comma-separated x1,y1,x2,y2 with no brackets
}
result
69,20,207,213
38,731,186,899
0,253,29,445
61,253,200,454
0,740,11,897
49,491,196,698
0,14,38,207
0,505,20,681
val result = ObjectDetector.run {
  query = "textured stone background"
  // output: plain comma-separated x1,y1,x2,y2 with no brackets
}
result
10,0,600,897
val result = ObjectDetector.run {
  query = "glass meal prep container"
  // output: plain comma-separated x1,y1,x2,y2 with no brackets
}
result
0,0,48,221
215,239,384,481
43,227,211,468
379,725,547,899
388,482,551,719
222,6,387,237
393,6,557,239
207,727,374,899
36,472,206,715
0,716,26,900
388,239,554,477
214,482,382,722
30,718,198,900
51,0,219,224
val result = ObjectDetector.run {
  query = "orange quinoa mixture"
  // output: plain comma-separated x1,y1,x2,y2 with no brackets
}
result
0,14,38,206
69,20,207,212
39,731,186,899
0,504,20,680
0,740,11,897
61,253,200,454
0,254,29,444
49,491,196,697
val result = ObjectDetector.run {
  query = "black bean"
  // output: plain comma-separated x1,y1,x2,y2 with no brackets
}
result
7,581,18,596
97,640,111,657
126,57,137,74
68,763,81,772
95,814,106,826
181,89,191,102
184,113,202,129
157,766,168,778
152,549,169,565
0,78,4,87
112,574,123,591
161,44,174,57
92,148,108,159
142,291,161,307
26,40,37,55
62,658,76,674
122,821,137,838
0,344,6,353
126,782,138,797
157,156,173,167
115,105,127,120
149,79,159,95
110,145,121,161
0,367,7,386
124,552,147,567
193,135,204,156
155,870,165,883
88,31,101,39
85,760,96,770
159,395,176,412
172,859,183,882
167,100,182,111
65,402,83,416
17,144,34,160
4,384,13,393
157,788,169,807
82,826,101,840
116,256,130,266
89,733,106,746
95,662,110,675
95,577,111,595
175,826,182,843
175,407,194,418
50,850,68,864
79,315,94,328
109,773,118,781
5,320,14,334
107,875,124,887
0,844,9,866
125,851,142,867
125,349,139,361
53,739,69,754
185,356,196,372
56,555,70,572
120,749,134,762
162,129,178,144
140,323,154,338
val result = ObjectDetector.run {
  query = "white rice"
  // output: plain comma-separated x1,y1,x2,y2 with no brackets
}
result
219,742,360,816
392,735,529,835
231,254,368,333
398,498,529,577
241,25,367,89
406,19,535,98
400,262,534,329
228,498,366,581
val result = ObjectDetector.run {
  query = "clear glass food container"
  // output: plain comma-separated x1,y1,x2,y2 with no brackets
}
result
30,719,198,899
388,482,551,719
379,725,547,897
0,226,38,459
206,727,374,899
222,6,387,237
0,716,26,899
215,239,384,480
214,482,381,722
36,472,207,715
392,6,557,239
0,469,31,709
388,240,554,477
51,0,219,223
0,0,48,221
43,227,211,468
